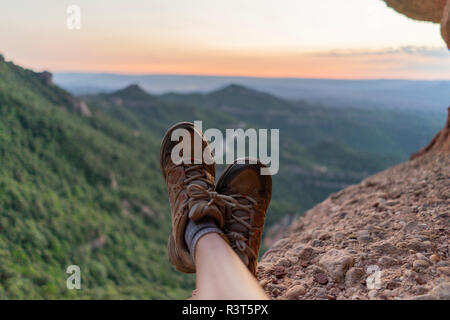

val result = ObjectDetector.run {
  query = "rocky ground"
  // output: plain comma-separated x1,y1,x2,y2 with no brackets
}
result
257,112,450,299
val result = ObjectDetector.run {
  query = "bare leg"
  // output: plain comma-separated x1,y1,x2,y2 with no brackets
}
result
192,233,269,300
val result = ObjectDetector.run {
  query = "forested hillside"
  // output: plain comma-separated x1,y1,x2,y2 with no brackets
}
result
0,56,194,299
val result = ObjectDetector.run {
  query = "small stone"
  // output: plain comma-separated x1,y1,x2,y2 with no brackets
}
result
385,200,399,206
409,240,432,252
334,232,345,241
383,289,398,298
396,241,408,249
415,253,429,262
386,280,401,290
378,255,398,267
288,256,299,264
285,285,306,299
278,258,291,268
413,260,429,272
274,265,287,278
297,246,315,260
319,249,354,282
403,269,413,278
413,286,429,296
437,267,450,276
436,261,449,267
368,290,377,299
330,287,341,297
345,267,365,287
310,239,322,247
314,273,329,285
430,254,440,263
372,240,399,254
357,230,371,243
271,288,281,297
318,233,331,240
402,221,419,233
414,275,427,285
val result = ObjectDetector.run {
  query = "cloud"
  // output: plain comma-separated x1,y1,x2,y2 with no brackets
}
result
315,46,450,58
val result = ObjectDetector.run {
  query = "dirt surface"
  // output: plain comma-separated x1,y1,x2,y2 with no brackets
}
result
257,111,450,300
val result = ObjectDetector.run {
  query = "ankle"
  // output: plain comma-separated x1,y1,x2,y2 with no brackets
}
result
184,218,223,262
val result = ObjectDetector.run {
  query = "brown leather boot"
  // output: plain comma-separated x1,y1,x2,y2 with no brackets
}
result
160,122,224,273
215,158,272,275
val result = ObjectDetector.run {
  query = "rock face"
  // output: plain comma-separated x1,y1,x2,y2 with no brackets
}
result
383,0,447,22
411,107,450,160
258,114,450,300
382,0,450,48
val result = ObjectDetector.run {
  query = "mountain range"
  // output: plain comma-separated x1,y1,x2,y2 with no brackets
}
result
54,73,450,114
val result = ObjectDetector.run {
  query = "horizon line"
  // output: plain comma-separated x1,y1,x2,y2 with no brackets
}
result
52,70,450,82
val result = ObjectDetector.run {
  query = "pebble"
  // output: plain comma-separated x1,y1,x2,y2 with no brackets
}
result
319,249,354,282
415,253,429,262
297,246,315,260
386,280,401,290
345,267,365,286
402,221,419,233
368,290,378,299
413,260,429,272
274,266,287,278
430,254,440,263
413,285,428,295
285,285,306,299
357,230,371,242
412,240,432,252
378,255,398,267
334,232,345,241
288,256,299,264
311,239,322,247
278,258,291,268
437,267,450,276
314,273,329,285
414,275,427,285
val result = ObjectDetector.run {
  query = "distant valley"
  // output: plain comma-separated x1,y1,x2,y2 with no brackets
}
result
55,73,450,115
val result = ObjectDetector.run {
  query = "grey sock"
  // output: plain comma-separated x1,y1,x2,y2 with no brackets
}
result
184,217,223,261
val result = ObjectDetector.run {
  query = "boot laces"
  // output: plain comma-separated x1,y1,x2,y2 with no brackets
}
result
222,194,258,261
174,164,258,261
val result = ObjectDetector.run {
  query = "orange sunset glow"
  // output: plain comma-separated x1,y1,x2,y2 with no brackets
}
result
1,0,449,79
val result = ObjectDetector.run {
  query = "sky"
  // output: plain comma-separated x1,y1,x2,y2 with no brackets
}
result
0,0,449,79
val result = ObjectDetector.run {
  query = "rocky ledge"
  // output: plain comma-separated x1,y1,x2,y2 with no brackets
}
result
257,109,450,300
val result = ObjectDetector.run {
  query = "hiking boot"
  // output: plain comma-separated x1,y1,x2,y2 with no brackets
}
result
160,122,224,273
215,158,272,275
